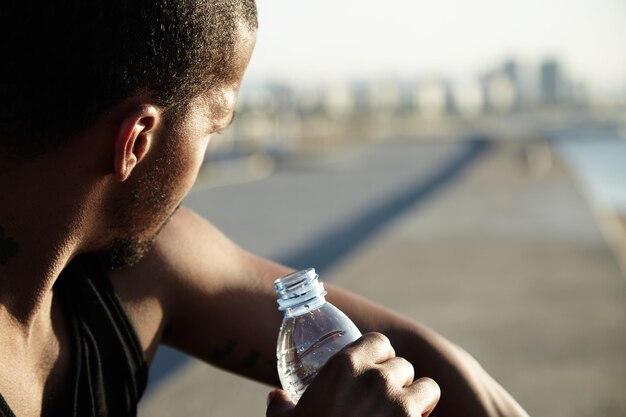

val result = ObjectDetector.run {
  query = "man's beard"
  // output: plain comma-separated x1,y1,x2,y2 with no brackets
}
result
97,203,181,270
99,235,157,270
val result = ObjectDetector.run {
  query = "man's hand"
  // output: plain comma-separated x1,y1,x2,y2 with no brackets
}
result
266,333,440,417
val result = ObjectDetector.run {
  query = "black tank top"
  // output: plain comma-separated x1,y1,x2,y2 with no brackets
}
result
0,259,148,416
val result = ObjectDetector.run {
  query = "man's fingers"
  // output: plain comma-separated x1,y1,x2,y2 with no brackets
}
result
379,356,415,388
298,332,440,417
342,332,396,366
407,377,441,417
266,389,296,417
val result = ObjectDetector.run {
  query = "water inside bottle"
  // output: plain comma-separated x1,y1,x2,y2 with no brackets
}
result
277,324,361,401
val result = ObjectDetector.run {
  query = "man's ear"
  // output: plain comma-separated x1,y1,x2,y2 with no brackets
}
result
113,105,160,182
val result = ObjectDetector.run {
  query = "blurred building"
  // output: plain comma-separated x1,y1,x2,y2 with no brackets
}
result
540,59,562,105
484,71,517,113
453,80,484,118
321,83,355,118
368,79,403,113
350,81,372,115
294,88,323,116
415,78,448,118
503,59,522,110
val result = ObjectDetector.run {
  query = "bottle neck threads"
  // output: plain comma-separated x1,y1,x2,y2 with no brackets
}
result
274,268,328,317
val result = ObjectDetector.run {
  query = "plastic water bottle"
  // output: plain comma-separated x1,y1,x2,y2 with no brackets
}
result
275,268,362,402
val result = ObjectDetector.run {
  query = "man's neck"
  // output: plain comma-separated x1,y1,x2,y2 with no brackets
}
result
0,221,76,326
0,155,93,330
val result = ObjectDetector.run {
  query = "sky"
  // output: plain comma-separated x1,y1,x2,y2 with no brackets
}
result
246,0,626,97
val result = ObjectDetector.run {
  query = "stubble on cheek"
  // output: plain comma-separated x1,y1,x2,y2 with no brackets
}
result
100,203,181,270
101,236,155,270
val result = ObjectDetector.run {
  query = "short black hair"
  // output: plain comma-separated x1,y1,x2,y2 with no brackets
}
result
0,0,257,158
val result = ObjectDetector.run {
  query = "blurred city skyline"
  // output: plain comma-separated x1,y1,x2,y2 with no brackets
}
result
239,56,592,117
248,0,626,100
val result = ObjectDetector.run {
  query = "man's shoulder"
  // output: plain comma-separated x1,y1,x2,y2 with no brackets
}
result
109,207,236,289
104,207,238,322
104,207,240,360
104,206,288,362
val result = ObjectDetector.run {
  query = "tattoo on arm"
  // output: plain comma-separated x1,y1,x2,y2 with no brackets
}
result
211,340,275,373
240,349,260,368
0,226,18,265
210,339,238,363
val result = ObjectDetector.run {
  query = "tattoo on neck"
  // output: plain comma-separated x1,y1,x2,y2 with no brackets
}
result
0,225,18,265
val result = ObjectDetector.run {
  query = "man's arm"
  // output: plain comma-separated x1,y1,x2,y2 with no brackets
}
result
110,207,528,416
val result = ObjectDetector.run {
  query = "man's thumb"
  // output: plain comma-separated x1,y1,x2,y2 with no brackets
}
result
266,389,296,417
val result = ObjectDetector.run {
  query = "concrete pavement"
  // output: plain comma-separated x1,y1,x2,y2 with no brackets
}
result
138,139,626,417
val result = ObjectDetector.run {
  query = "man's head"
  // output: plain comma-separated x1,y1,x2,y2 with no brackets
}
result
0,1,257,269
0,0,257,158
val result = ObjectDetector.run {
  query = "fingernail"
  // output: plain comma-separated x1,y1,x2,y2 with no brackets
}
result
266,390,276,406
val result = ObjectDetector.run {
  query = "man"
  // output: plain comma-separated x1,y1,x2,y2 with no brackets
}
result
0,1,528,416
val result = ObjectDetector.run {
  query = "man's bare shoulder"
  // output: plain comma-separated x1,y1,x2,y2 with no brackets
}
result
106,206,288,363
109,207,240,295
